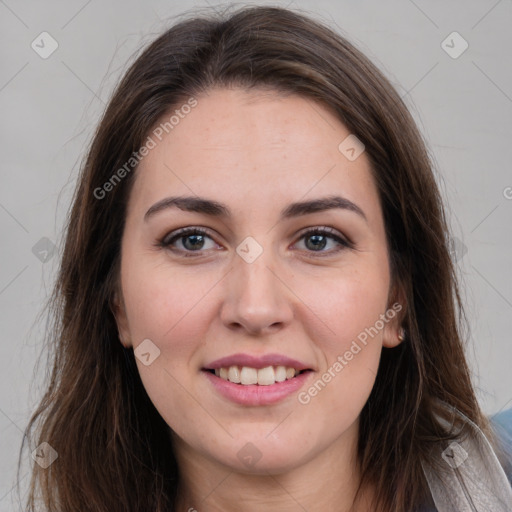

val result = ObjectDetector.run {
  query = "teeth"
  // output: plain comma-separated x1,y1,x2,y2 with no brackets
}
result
213,365,303,385
274,365,287,382
240,367,258,385
228,365,241,383
257,366,275,386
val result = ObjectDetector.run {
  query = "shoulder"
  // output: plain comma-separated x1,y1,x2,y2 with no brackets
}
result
417,407,512,512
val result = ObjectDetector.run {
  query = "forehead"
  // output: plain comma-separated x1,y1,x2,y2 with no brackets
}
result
128,87,381,225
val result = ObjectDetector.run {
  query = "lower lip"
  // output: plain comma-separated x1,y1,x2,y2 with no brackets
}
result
203,370,313,406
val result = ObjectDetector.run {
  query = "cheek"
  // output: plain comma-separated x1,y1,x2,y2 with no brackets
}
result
293,264,389,415
121,255,219,347
300,262,390,354
122,261,216,432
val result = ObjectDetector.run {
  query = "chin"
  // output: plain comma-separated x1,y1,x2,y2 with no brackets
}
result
209,431,316,475
227,452,307,476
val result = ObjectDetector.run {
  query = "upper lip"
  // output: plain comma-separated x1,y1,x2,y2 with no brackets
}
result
203,353,313,371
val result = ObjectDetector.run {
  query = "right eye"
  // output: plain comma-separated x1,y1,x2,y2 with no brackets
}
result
158,227,223,257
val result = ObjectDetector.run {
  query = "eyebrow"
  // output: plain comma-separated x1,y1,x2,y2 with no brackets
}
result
144,195,367,223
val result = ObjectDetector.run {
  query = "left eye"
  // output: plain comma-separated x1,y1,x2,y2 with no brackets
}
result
294,227,351,254
159,227,351,257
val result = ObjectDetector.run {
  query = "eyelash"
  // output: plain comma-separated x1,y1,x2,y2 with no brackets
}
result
157,226,353,258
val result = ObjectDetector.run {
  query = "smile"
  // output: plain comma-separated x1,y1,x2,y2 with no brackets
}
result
210,365,306,385
202,353,314,405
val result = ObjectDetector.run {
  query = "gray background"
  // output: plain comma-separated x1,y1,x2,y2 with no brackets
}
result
1,0,511,509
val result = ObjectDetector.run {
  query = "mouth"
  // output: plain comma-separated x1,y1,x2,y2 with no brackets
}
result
202,366,314,406
202,353,315,405
203,366,313,386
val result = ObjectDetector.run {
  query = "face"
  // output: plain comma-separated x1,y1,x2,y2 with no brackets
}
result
113,87,404,475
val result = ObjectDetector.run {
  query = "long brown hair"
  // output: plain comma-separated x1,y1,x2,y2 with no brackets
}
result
19,5,509,511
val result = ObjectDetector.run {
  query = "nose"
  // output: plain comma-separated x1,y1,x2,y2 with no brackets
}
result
220,247,294,336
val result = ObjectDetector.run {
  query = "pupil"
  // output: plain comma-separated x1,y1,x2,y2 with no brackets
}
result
306,234,326,251
184,234,204,250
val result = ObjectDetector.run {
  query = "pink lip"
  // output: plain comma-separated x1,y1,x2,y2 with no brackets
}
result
203,353,312,371
203,369,313,406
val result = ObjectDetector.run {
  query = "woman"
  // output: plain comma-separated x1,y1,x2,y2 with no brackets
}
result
19,5,512,511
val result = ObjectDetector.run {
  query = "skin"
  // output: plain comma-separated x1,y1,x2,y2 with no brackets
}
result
113,87,405,511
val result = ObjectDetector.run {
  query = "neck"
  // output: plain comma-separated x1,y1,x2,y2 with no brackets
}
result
171,420,375,512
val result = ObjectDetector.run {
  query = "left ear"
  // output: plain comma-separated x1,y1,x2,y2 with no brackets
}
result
382,279,407,348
